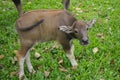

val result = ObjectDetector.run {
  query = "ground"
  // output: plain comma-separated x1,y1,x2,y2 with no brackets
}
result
0,0,120,80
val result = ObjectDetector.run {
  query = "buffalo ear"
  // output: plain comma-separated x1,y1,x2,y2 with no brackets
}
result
87,18,96,28
58,26,73,33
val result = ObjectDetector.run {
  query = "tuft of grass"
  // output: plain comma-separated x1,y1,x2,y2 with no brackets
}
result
0,0,120,80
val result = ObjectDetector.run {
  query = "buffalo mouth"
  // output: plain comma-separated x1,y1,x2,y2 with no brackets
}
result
80,40,89,45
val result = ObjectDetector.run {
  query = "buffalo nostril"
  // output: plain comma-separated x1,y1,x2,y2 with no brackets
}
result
82,39,88,43
80,39,89,45
81,39,89,45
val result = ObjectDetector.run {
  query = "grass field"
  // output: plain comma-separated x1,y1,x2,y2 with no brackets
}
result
0,0,120,80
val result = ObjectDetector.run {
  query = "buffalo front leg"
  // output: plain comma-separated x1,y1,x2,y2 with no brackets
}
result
16,51,25,80
60,41,78,69
62,0,70,10
66,44,78,69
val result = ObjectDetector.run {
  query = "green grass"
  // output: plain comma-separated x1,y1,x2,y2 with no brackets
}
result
0,0,120,80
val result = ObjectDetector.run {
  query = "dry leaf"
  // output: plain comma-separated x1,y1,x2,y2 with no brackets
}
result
2,9,6,11
93,47,98,54
0,55,4,60
105,18,108,23
101,35,104,40
53,42,59,49
44,71,50,78
42,47,50,53
75,8,81,11
76,13,79,16
118,67,120,72
75,8,83,13
31,47,35,50
58,59,63,64
10,71,17,77
100,78,104,80
109,27,112,31
14,56,17,61
34,52,41,59
14,50,18,54
66,74,71,79
97,19,102,25
110,59,115,65
96,33,103,37
0,64,4,69
37,64,42,70
50,67,53,72
11,57,17,64
27,2,32,4
59,65,68,72
96,33,105,41
72,66,77,70
99,68,104,74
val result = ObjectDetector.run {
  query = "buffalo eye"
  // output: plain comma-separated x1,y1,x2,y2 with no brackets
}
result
87,28,88,30
74,30,78,33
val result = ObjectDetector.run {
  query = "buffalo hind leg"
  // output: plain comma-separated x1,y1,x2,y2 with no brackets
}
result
16,40,34,80
62,0,70,10
25,50,35,74
12,0,23,16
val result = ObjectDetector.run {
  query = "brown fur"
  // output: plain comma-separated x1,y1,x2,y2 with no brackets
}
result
12,0,97,80
14,3,96,80
16,10,76,48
